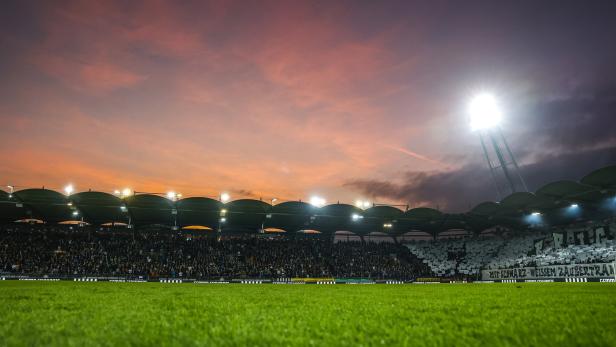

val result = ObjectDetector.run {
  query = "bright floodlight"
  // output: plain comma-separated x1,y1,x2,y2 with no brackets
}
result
220,192,230,203
351,213,363,221
121,188,132,197
570,203,579,208
531,212,541,216
355,200,371,209
310,196,326,207
64,184,74,195
166,191,176,200
469,93,502,131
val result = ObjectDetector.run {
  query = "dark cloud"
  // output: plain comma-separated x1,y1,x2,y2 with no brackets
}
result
346,84,616,212
508,84,616,156
346,146,616,213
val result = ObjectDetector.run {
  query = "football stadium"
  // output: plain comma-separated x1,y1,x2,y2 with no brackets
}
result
2,1,616,346
1,166,616,346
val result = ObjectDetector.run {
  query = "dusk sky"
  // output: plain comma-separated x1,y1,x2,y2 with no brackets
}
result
1,0,615,211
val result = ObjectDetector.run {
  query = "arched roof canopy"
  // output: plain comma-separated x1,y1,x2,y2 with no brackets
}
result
467,202,504,231
581,165,616,189
311,204,363,234
500,192,537,210
13,189,76,223
70,191,127,225
0,191,30,223
225,199,270,232
438,214,469,232
265,201,314,232
398,207,443,233
535,180,596,203
360,205,404,234
404,207,442,220
125,194,174,226
500,192,555,215
471,201,501,216
176,197,222,228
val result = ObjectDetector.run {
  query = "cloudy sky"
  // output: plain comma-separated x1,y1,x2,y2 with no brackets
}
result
1,0,615,211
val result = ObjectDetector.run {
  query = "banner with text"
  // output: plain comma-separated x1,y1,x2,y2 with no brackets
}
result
482,262,616,280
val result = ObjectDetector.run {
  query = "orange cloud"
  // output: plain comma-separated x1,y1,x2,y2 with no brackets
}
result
0,0,443,206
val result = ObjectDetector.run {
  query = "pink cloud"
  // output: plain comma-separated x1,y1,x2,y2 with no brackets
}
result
1,0,445,206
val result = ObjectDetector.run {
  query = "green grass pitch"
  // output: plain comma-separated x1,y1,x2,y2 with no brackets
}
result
0,282,615,346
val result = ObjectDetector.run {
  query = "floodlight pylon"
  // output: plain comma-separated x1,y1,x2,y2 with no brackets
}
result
468,94,527,199
478,127,528,199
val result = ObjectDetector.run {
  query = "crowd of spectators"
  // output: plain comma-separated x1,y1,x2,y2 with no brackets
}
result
0,224,431,280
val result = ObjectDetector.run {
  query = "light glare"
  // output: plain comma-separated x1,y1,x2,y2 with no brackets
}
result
64,184,74,195
469,93,502,131
310,196,326,207
220,192,230,203
355,200,372,209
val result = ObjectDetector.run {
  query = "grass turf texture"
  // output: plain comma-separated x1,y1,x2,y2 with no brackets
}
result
0,282,615,346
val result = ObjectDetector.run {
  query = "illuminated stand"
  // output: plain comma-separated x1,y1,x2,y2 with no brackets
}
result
468,93,528,199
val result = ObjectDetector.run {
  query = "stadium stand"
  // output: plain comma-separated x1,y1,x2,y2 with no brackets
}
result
0,166,615,280
403,220,616,277
0,224,430,280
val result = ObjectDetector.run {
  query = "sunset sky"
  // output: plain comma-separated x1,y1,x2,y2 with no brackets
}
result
1,0,615,211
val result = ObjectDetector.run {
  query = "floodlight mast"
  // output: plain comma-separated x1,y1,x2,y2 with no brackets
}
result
469,93,527,199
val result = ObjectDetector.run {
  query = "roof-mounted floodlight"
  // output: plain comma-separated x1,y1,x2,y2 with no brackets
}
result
64,184,74,195
220,193,230,203
309,196,326,207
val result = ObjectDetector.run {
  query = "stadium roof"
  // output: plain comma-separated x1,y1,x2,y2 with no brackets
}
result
1,166,615,235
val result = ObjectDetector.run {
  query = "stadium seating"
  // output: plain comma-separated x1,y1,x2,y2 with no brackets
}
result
405,221,615,276
1,216,614,280
0,224,430,280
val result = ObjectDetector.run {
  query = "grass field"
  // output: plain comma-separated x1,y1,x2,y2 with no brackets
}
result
0,282,615,346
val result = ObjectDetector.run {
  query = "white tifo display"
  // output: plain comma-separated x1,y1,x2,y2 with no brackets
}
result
481,262,616,281
406,224,615,277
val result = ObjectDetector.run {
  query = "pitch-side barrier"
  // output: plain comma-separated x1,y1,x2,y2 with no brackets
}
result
2,275,616,284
